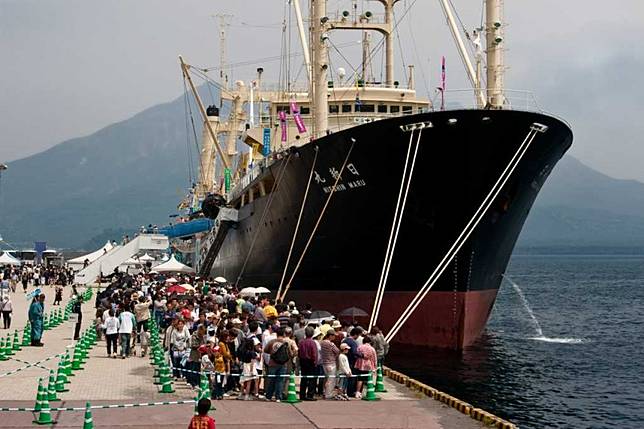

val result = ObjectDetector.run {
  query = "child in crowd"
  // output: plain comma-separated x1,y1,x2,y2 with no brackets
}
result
336,343,352,400
188,398,216,429
212,345,226,400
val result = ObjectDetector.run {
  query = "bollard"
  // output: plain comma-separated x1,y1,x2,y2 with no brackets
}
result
375,365,388,393
34,378,45,412
362,372,380,401
283,371,300,403
83,402,94,429
47,369,59,401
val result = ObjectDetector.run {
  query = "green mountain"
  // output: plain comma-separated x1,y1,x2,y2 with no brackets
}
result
2,90,643,251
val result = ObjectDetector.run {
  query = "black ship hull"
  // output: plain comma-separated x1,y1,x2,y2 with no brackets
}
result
210,109,572,349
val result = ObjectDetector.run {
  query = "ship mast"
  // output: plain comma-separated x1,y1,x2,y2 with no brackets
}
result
311,0,329,138
485,0,505,108
179,55,230,199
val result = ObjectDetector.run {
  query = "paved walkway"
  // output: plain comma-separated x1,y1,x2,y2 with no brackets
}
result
0,285,484,428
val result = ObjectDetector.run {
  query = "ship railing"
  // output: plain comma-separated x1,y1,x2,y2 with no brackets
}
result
433,88,543,113
258,80,415,93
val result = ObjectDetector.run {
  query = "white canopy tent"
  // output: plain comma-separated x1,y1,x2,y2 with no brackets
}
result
68,241,113,268
154,255,195,274
139,253,155,262
0,252,21,265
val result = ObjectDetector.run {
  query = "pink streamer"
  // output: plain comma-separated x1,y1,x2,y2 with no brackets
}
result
278,110,288,142
290,100,307,134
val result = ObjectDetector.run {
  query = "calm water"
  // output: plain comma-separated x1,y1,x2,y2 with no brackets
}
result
390,254,644,429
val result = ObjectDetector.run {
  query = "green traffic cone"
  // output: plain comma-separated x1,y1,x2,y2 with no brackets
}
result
47,369,59,401
34,378,45,412
5,334,14,356
22,327,30,346
83,402,94,429
33,387,56,425
43,314,49,331
63,351,72,377
199,372,210,400
158,366,175,393
283,371,300,403
55,363,69,392
375,365,388,393
12,330,21,351
72,346,84,370
0,339,7,361
362,372,380,401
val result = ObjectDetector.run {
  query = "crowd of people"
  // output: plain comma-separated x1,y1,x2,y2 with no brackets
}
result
94,269,390,402
0,264,75,330
1,264,74,293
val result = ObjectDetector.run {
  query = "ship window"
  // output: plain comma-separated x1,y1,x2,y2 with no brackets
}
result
276,105,288,113
360,104,375,113
300,107,310,115
402,105,413,114
342,104,352,113
377,104,387,113
329,104,339,114
390,105,400,114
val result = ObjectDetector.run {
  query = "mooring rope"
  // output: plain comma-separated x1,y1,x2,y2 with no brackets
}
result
385,125,544,342
276,146,320,300
279,137,357,302
369,127,423,330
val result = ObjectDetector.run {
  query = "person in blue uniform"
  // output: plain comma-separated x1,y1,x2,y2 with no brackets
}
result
29,294,45,346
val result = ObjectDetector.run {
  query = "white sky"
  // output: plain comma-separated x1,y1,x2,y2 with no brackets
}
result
1,0,643,180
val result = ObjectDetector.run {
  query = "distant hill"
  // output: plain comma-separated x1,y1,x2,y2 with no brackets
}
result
517,156,644,249
2,90,643,251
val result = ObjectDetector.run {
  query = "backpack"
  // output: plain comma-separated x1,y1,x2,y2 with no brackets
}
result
270,341,290,365
238,338,255,364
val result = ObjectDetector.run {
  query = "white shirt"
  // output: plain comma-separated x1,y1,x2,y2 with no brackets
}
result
118,311,135,334
103,316,119,335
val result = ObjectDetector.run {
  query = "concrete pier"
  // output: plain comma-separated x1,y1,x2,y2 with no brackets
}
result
0,287,507,428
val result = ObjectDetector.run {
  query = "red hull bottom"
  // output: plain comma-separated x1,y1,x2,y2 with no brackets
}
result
287,289,499,349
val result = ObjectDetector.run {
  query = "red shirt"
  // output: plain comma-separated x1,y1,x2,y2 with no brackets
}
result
188,415,215,429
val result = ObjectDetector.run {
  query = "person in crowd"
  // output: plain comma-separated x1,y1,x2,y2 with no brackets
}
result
29,293,45,346
102,309,120,358
187,324,207,388
133,295,152,354
118,306,136,359
53,285,63,306
188,398,216,429
342,327,363,397
320,329,340,399
337,343,352,400
354,335,378,398
1,295,12,329
263,326,290,402
298,326,318,401
171,319,191,379
370,326,389,366
72,292,83,340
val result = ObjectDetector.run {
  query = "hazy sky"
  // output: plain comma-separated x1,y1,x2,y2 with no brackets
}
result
1,0,643,180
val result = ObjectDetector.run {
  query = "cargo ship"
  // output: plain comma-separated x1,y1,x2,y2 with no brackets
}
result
174,0,572,349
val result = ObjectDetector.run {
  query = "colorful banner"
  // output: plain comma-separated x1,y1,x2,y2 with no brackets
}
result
290,100,307,134
278,110,287,142
262,128,271,156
